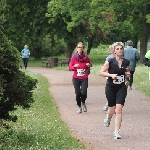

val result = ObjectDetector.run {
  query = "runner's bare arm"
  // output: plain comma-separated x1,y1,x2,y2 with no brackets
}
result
100,61,117,79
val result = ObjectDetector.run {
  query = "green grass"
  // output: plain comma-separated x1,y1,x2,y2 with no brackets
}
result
133,64,150,97
0,72,87,150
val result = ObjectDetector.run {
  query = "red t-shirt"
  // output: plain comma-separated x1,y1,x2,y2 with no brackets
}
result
69,55,91,79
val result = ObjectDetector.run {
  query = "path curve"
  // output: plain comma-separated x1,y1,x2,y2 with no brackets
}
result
28,67,150,150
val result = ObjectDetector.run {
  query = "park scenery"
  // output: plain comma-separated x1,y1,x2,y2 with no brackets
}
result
0,0,150,150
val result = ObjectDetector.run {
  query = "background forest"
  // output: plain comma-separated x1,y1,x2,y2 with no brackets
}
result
1,0,150,60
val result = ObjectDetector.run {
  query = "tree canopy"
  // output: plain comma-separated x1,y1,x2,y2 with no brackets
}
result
4,0,50,59
2,0,150,58
46,0,150,57
46,0,116,56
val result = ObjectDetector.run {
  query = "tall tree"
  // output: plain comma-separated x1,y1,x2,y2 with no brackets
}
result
109,0,150,58
4,0,50,59
0,0,37,120
46,0,115,57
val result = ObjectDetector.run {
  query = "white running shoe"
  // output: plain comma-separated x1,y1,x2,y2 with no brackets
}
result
125,80,129,88
77,107,82,113
82,104,87,112
129,86,132,90
114,131,121,139
103,103,108,111
104,118,111,127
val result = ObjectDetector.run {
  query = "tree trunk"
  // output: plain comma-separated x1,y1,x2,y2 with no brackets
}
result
132,35,139,48
87,38,93,55
66,42,76,59
34,47,41,59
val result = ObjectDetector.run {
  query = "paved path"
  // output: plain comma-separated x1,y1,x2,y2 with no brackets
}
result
28,67,150,150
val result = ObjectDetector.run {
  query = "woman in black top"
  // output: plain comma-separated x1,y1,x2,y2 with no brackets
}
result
100,42,131,139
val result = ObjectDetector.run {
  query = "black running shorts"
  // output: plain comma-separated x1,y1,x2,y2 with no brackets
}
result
105,83,127,107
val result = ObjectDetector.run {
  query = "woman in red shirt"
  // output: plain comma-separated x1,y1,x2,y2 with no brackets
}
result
69,42,92,113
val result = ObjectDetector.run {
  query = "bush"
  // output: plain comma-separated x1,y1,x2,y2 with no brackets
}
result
0,27,37,120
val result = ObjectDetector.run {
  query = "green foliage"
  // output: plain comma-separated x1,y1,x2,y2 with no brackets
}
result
42,34,66,57
133,64,150,94
6,71,37,108
0,72,86,150
46,0,116,56
0,27,37,120
0,0,6,24
146,14,150,23
4,0,50,58
108,0,150,52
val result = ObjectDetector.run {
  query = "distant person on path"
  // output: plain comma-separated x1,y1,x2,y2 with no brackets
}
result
124,40,140,90
100,42,130,139
103,44,115,111
21,45,30,70
69,42,92,114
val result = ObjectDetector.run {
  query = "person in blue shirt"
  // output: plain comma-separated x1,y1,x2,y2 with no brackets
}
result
21,45,30,70
124,40,140,90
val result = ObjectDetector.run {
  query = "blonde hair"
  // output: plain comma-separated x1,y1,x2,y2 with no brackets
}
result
109,44,114,50
113,42,124,49
24,45,28,48
77,42,84,48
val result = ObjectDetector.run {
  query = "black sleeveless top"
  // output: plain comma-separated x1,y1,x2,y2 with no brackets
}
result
107,57,130,85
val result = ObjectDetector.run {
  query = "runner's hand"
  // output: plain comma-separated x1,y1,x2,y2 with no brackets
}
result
74,64,80,67
111,74,118,80
86,63,90,67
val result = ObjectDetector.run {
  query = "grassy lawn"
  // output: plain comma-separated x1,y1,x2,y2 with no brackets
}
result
133,63,150,97
0,72,87,150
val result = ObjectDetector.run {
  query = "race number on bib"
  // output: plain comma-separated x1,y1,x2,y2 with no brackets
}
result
113,75,124,84
77,69,85,76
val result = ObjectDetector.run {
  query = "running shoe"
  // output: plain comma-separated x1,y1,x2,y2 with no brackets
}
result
114,131,121,139
104,118,111,127
129,86,132,90
82,104,87,112
103,103,108,111
125,80,129,88
77,107,82,113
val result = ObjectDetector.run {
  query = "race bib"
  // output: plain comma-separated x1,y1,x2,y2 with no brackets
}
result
77,69,85,76
113,75,124,84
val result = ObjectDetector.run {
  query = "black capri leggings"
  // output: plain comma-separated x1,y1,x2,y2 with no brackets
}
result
22,58,29,68
72,78,88,107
